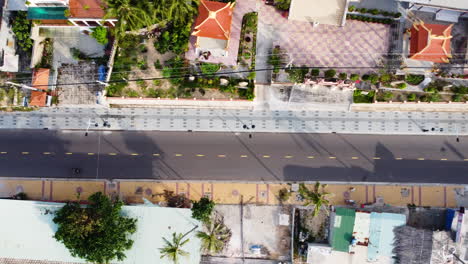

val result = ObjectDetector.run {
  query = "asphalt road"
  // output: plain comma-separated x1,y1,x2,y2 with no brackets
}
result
0,130,467,183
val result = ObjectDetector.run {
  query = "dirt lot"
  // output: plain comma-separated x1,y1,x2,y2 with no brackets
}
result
214,204,291,261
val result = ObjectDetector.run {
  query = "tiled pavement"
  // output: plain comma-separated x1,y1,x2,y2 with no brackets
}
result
185,0,256,66
258,2,390,75
0,178,462,208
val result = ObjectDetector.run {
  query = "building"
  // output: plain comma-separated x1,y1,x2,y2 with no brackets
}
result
25,0,117,28
0,0,19,72
192,0,235,58
0,199,202,264
288,0,348,26
29,68,49,107
409,21,453,63
397,0,468,23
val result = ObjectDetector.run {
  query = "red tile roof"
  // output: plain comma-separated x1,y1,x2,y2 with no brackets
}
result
192,0,234,40
409,22,453,63
30,68,49,107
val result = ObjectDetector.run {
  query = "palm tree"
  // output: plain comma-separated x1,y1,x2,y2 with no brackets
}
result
298,182,331,217
159,232,190,264
197,220,232,254
104,0,152,37
165,0,200,26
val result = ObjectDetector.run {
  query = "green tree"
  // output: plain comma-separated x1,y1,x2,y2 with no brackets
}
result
91,26,108,45
324,69,336,78
200,63,220,75
197,220,232,254
11,11,33,51
53,192,137,264
350,74,359,81
298,182,331,217
268,46,282,73
165,0,200,26
285,65,308,83
160,232,190,264
407,93,416,101
191,197,215,223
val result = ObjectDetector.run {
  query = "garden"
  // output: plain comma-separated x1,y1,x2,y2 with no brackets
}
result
238,12,258,72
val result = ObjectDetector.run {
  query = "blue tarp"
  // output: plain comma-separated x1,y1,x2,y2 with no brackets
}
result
445,209,456,231
368,212,406,262
98,65,106,82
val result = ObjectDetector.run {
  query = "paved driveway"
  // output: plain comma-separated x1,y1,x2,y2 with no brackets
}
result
258,2,390,75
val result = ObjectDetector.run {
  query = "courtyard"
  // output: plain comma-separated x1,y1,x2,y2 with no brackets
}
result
257,2,391,75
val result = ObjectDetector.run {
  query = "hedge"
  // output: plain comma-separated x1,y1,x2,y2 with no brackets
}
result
346,14,394,24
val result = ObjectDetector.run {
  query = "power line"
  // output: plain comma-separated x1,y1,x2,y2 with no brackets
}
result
3,65,465,89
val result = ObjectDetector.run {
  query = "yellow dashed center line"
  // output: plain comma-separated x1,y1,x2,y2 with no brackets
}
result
43,152,51,155
284,155,293,159
218,154,226,158
175,154,183,157
417,158,425,160
0,152,7,154
130,153,139,156
109,153,117,156
22,152,29,155
373,157,381,160
240,155,248,158
263,155,270,158
65,152,73,155
464,159,468,161
351,157,359,160
307,156,315,159
196,154,205,157
329,156,336,159
395,157,403,160
153,153,160,156
440,158,448,161
88,153,95,155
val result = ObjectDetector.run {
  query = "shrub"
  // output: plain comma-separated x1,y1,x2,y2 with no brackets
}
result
275,0,291,11
243,52,251,60
268,46,282,72
338,72,347,80
452,94,463,102
11,11,33,51
382,91,393,101
200,63,220,75
278,188,291,202
311,68,320,77
396,83,407,89
162,56,187,84
421,92,441,102
125,89,139,97
350,74,359,81
348,5,356,12
353,90,375,103
380,73,392,83
324,69,336,78
362,74,370,81
137,60,147,70
405,74,424,85
152,79,161,86
286,65,308,83
91,26,108,45
154,23,193,54
146,88,164,98
154,59,162,69
138,44,148,53
191,197,215,223
368,73,379,84
247,71,256,80
407,93,417,101
164,190,191,208
452,86,468,94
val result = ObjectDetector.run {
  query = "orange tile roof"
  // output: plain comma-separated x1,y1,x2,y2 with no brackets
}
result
409,22,453,64
192,0,234,40
30,68,49,107
69,0,106,19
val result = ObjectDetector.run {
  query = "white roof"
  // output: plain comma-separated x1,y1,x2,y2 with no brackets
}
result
288,0,347,26
0,199,202,264
398,0,468,10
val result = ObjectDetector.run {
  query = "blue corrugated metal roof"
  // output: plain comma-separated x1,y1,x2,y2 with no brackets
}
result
368,212,406,261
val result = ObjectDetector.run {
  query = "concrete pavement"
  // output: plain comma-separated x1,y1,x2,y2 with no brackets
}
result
0,130,468,183
2,107,468,135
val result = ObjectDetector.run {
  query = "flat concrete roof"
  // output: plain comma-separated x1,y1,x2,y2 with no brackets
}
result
288,0,347,26
0,199,202,264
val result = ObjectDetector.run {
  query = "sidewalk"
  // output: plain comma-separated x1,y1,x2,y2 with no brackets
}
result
2,106,468,135
0,178,464,208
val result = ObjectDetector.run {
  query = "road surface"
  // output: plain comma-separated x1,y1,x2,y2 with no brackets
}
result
0,130,467,183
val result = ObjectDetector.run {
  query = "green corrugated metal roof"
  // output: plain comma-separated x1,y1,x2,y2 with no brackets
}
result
27,7,67,20
331,208,356,252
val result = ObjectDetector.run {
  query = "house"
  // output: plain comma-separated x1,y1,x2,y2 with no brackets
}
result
288,0,348,26
25,0,117,28
29,68,49,107
397,0,468,23
409,21,453,63
192,0,235,57
0,0,19,72
0,199,202,264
